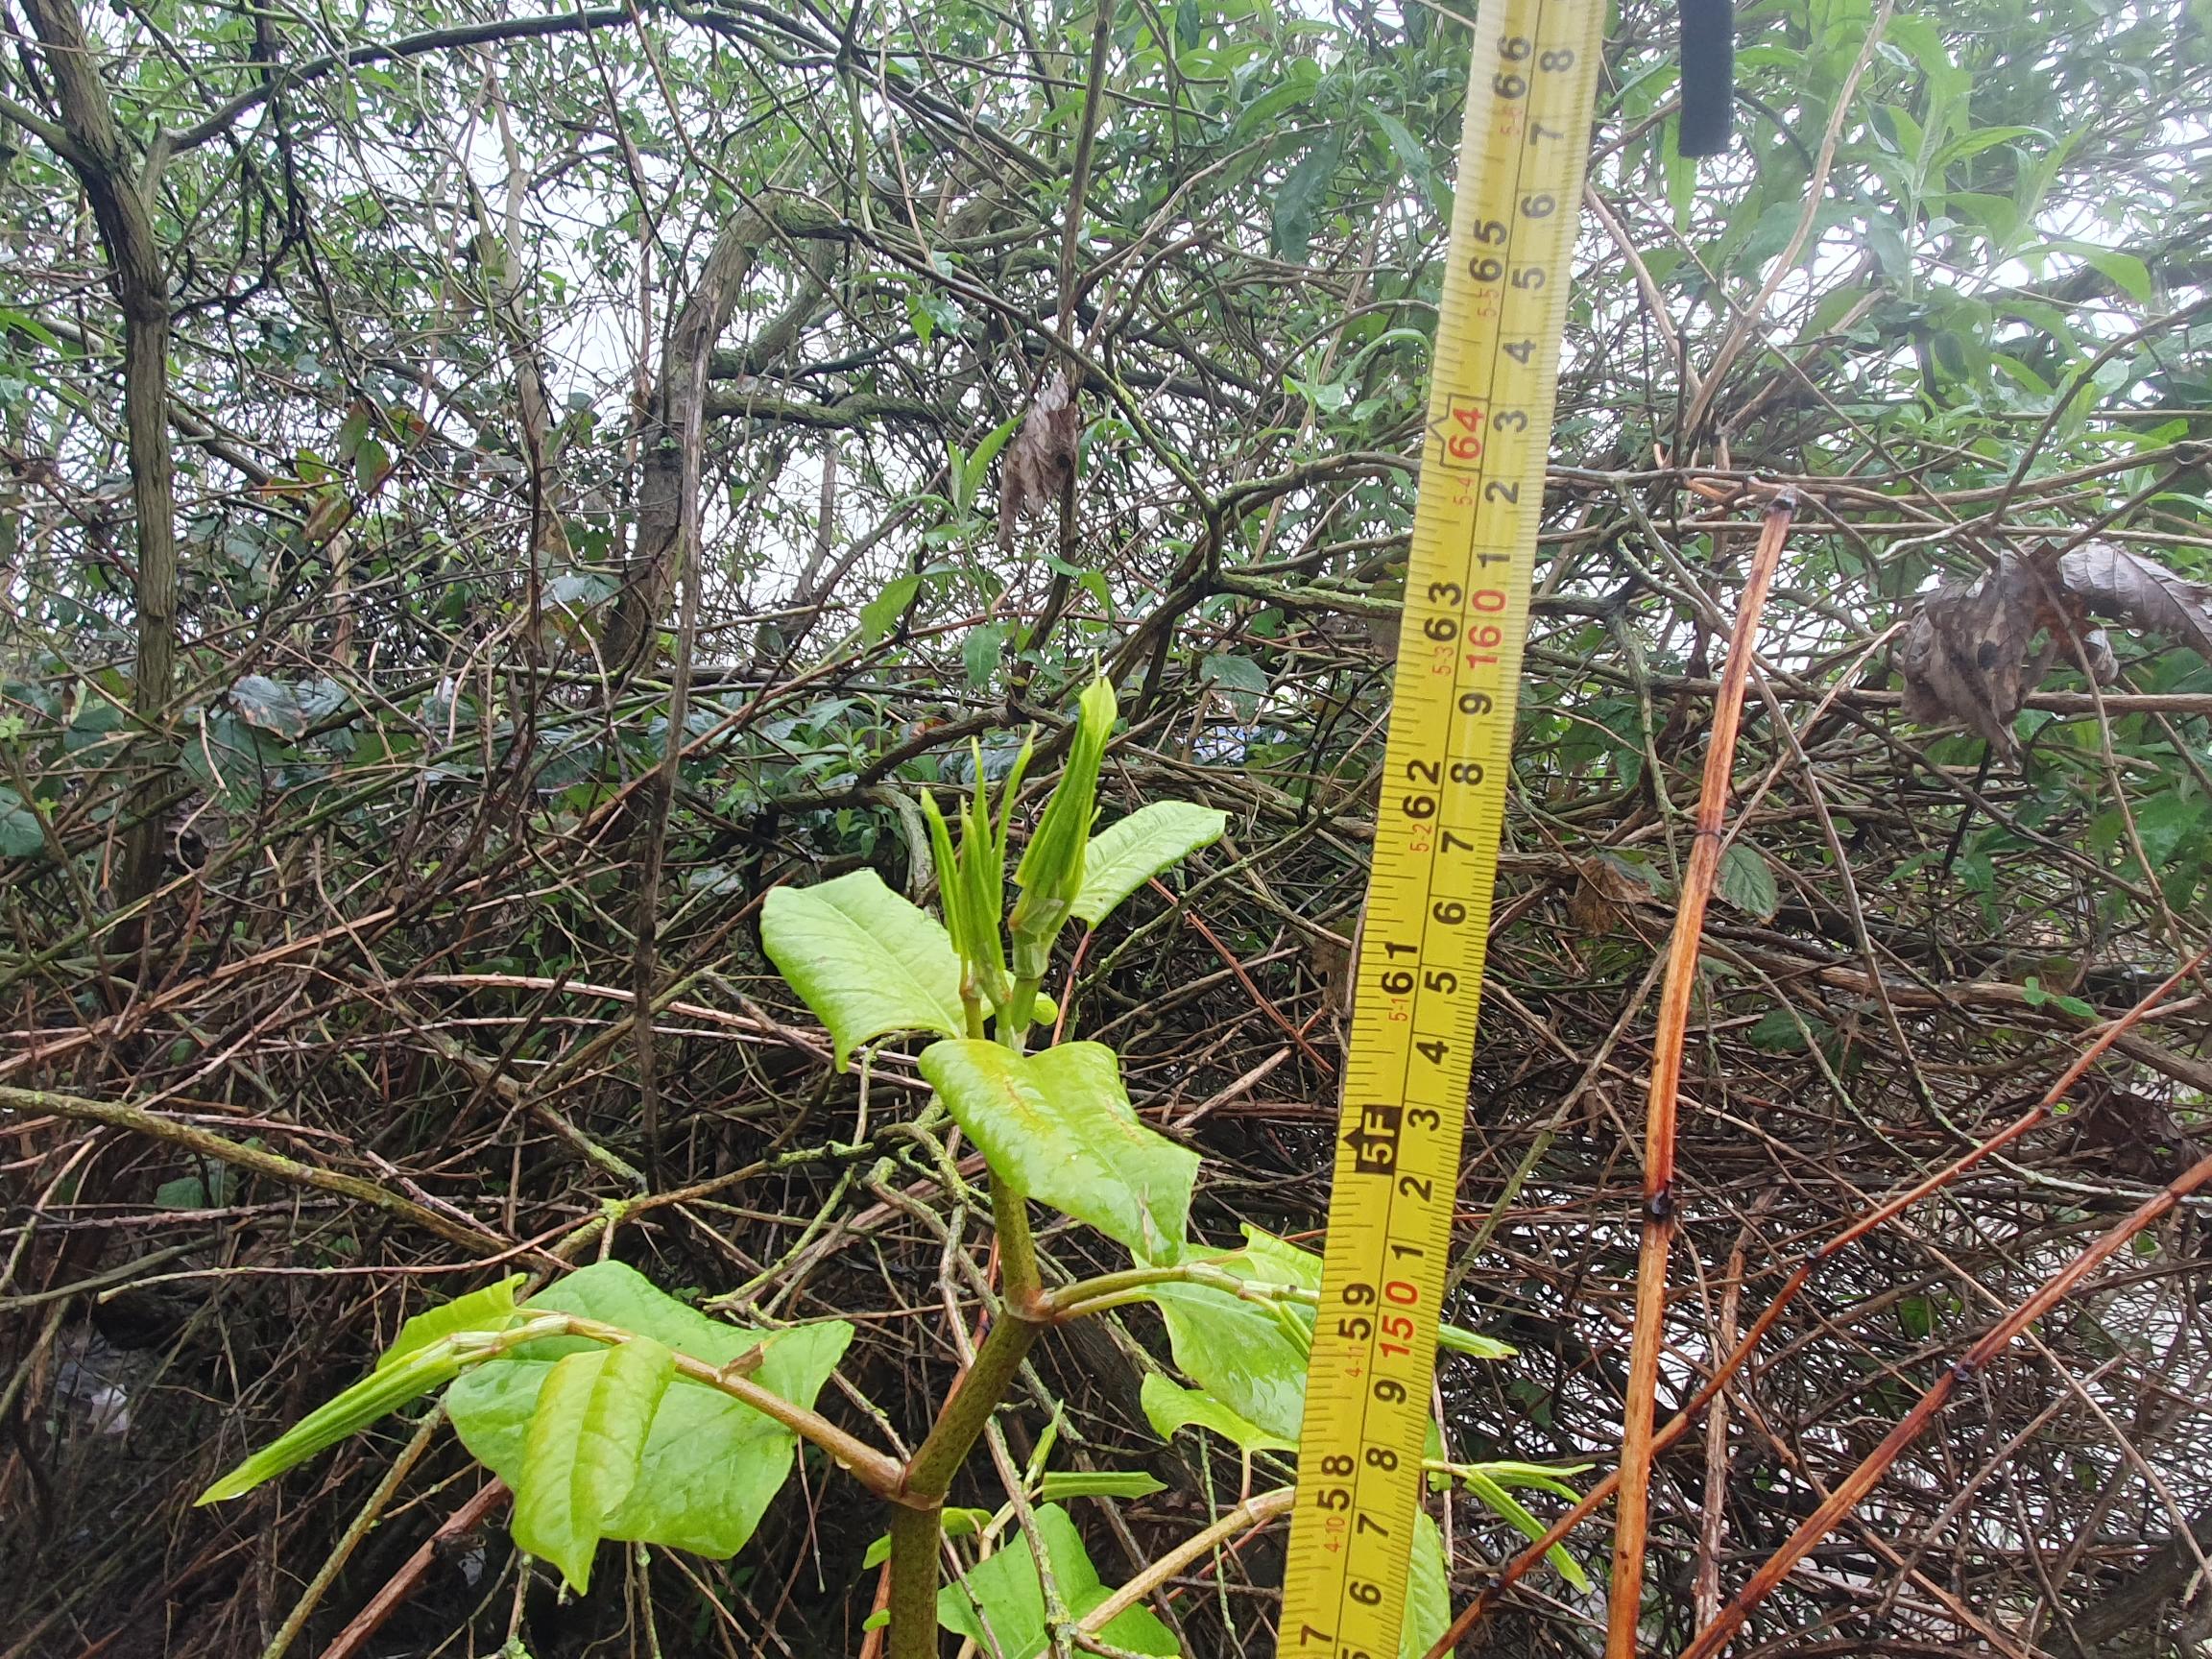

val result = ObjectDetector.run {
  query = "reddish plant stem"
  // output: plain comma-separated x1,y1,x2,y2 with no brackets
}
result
1424,948,2204,1659
317,1479,509,1659
1682,1131,2212,1658
1144,877,1334,1072
1606,490,1796,1658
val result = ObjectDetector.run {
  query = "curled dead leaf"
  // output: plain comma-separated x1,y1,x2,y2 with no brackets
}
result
997,370,1080,553
2056,540,2212,661
1896,540,2212,754
1897,552,2053,753
1567,852,1667,936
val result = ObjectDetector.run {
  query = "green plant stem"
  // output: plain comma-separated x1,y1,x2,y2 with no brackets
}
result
885,1501,946,1647
992,1171,1043,1309
886,1174,1050,1659
997,972,1045,1047
1075,1485,1296,1636
1048,1260,1311,1320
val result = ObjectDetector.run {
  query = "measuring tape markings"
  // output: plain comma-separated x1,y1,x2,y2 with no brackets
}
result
1280,4,1602,1656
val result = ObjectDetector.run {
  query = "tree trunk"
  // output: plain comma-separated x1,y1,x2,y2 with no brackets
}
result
602,210,769,674
21,0,178,920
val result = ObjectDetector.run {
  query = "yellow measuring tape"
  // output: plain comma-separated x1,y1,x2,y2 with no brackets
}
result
1281,4,1601,1654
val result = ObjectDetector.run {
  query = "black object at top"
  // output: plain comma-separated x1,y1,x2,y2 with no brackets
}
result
1676,0,1734,157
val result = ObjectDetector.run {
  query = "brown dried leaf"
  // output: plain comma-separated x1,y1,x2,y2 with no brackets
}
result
997,371,1080,553
2056,540,2212,661
1893,544,2157,753
2070,1080,2203,1182
1896,553,2046,754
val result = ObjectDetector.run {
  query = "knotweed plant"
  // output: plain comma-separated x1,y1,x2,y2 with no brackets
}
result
201,677,1586,1658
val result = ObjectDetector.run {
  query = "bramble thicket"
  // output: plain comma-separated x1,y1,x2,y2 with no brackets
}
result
2,0,2211,1655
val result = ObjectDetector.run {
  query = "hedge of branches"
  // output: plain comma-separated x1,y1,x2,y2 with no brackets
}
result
3,0,2211,1653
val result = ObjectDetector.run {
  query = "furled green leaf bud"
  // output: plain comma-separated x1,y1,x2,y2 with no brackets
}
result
1010,678,1116,977
918,789,967,955
918,789,983,1027
959,794,1011,1010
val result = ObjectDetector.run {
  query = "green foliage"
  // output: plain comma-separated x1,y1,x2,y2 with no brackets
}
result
920,735,1028,1018
934,1505,1179,1659
758,870,967,1068
1270,136,1344,263
1399,1512,1451,1659
1,0,2198,1644
1037,1470,1167,1502
0,786,47,856
1715,842,1780,922
198,1323,522,1504
511,1337,675,1591
1140,1372,1294,1454
202,1262,854,1590
1009,678,1118,982
1143,1227,1321,1443
919,1039,1198,1259
2019,975,2096,1021
1442,1462,1595,1594
861,1507,993,1570
378,1274,530,1369
1072,801,1230,926
1142,1225,1513,1446
447,1262,853,1561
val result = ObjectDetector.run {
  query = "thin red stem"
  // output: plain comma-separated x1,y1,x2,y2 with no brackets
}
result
1606,491,1795,1658
1424,947,2205,1659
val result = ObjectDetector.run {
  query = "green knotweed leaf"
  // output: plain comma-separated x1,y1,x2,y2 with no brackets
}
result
919,790,972,966
1142,1226,1316,1441
1011,679,1117,964
935,1503,1178,1658
959,794,1009,1002
448,1262,852,1560
1436,1322,1516,1360
200,1277,546,1503
198,1342,469,1503
760,870,965,1068
1455,1466,1592,1592
918,1039,1196,1259
1071,802,1228,926
512,1336,674,1592
1037,1470,1166,1502
378,1275,528,1370
1139,1374,1294,1453
1399,1511,1451,1659
863,1506,992,1569
1224,1226,1321,1290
